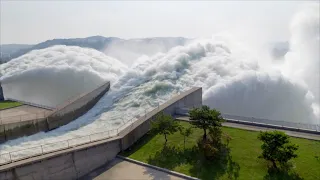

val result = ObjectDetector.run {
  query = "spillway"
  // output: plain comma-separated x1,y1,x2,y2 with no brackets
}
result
0,4,319,157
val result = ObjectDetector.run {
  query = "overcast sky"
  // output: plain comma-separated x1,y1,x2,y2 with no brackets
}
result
0,1,316,44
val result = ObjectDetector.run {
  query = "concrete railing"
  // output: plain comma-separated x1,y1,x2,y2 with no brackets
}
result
223,118,320,135
5,98,54,110
0,112,51,126
175,107,320,132
0,87,202,180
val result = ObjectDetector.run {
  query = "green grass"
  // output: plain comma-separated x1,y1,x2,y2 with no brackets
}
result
0,100,22,110
121,122,320,180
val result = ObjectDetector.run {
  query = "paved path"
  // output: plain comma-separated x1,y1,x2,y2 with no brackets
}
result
175,116,320,141
81,158,184,180
223,122,320,141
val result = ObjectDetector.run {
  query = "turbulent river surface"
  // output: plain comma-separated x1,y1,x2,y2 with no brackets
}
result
0,5,319,155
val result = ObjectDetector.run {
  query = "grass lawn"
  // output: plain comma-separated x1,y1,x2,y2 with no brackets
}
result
121,122,320,180
0,100,22,110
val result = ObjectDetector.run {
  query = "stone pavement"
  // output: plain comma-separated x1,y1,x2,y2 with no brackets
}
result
81,158,184,180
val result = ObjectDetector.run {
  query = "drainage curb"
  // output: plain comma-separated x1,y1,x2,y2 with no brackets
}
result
117,155,199,180
0,104,23,111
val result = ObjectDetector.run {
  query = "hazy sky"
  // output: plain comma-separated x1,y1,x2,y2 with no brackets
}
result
0,1,316,44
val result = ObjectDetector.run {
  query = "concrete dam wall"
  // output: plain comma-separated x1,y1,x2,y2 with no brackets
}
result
0,87,202,180
0,82,110,143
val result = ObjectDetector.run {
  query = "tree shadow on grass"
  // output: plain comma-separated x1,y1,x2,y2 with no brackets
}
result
188,145,240,180
121,131,157,157
147,145,240,180
263,164,303,180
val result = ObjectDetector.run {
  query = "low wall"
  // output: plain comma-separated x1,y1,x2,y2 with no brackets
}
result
0,138,121,180
0,82,110,143
0,87,202,180
120,87,202,150
5,98,54,110
175,108,320,133
1,118,47,142
46,82,110,130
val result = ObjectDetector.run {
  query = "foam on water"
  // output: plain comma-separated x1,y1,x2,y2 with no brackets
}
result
0,4,319,154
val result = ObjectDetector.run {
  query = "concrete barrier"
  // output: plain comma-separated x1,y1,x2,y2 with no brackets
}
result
224,118,320,135
0,87,202,180
120,87,202,150
0,82,110,143
175,108,320,133
0,138,122,180
47,81,110,130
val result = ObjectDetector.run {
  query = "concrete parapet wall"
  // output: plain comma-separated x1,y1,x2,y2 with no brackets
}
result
0,138,121,180
47,82,110,130
120,87,202,150
0,87,202,180
0,118,48,143
0,82,110,143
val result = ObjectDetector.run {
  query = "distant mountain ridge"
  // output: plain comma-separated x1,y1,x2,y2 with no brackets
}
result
0,36,119,63
0,36,188,64
0,36,289,64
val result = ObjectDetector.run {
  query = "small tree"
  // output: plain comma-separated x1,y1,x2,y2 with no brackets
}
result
151,112,180,145
189,105,224,140
258,131,299,169
179,126,193,149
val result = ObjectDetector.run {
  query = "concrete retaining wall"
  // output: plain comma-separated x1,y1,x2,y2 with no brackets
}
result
120,87,202,150
0,82,110,143
0,87,202,180
2,118,47,141
0,138,121,180
47,82,110,130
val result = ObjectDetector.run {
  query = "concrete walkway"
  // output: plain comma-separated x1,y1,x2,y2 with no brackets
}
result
175,116,320,141
223,122,320,141
81,158,184,180
0,105,52,124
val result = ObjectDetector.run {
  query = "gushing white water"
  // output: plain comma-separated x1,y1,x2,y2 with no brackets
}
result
0,46,128,107
0,4,319,155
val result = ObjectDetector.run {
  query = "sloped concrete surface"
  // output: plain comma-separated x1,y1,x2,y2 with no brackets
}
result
82,158,184,180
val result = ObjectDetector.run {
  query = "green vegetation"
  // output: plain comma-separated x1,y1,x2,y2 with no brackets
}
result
258,131,299,169
151,112,180,144
189,105,224,140
121,122,320,180
0,100,22,110
179,126,193,150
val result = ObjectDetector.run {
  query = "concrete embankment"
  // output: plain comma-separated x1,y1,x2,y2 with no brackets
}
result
0,87,202,180
0,82,110,143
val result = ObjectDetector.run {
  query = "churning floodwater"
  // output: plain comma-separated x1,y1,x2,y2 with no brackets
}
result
0,5,319,155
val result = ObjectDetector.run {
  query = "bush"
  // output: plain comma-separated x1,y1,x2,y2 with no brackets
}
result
151,112,180,145
258,131,299,169
189,105,224,140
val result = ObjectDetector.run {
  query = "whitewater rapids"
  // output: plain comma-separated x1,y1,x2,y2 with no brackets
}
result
0,5,319,154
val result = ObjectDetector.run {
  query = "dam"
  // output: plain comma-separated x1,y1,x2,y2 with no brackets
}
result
0,87,202,179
